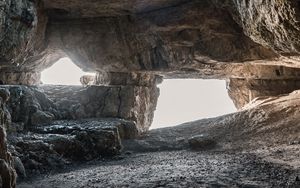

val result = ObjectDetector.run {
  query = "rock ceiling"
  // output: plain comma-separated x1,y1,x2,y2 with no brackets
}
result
0,0,300,79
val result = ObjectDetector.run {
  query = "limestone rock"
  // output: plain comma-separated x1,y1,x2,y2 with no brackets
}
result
0,0,48,72
80,75,95,87
2,0,299,81
94,72,163,87
9,118,126,170
1,1,300,185
0,86,57,128
0,90,16,188
227,78,300,109
214,0,300,54
40,83,159,133
0,72,41,85
0,84,157,135
0,0,300,112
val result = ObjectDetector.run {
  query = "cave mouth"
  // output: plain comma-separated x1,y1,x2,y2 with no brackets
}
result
41,57,95,85
151,79,236,129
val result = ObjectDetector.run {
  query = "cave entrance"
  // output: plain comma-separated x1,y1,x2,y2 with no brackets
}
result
41,57,95,85
151,79,236,129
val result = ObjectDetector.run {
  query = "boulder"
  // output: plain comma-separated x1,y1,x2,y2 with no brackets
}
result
30,110,55,126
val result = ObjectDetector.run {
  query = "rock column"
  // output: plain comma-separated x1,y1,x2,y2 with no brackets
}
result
94,72,163,133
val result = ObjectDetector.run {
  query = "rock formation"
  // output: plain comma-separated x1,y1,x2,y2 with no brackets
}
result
0,0,300,187
1,0,300,106
0,89,16,188
79,75,95,87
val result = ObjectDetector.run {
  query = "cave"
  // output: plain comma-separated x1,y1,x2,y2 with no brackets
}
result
0,0,300,187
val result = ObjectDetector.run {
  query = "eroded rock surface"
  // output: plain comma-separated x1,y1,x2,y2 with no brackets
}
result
41,84,159,133
227,78,300,109
124,89,300,153
0,84,158,180
0,86,57,130
18,90,300,188
0,82,159,134
214,0,300,54
0,84,157,179
0,0,300,112
7,118,130,175
0,0,299,78
1,0,300,187
0,89,16,188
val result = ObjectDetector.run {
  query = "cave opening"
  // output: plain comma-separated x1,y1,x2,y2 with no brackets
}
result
41,57,95,85
151,79,236,129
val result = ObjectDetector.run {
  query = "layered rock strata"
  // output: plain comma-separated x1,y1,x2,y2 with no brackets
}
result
7,118,131,174
227,78,300,109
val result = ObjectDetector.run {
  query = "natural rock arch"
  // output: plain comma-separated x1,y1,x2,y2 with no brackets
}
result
1,1,300,187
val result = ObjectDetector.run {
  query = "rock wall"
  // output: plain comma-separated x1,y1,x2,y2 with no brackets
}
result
214,0,300,54
227,78,300,109
41,75,160,133
1,0,300,111
0,77,159,134
0,86,57,131
0,89,16,188
43,1,276,76
9,119,126,174
0,0,48,71
0,0,290,76
1,1,300,186
0,72,41,85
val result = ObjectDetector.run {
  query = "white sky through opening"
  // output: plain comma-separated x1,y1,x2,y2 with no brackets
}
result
41,58,95,85
41,59,236,129
151,79,236,129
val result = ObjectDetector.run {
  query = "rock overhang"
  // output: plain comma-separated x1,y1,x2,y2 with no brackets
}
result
2,1,300,187
0,0,300,109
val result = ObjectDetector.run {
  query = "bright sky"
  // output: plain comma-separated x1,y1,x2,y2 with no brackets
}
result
41,58,236,129
151,79,236,129
41,58,95,85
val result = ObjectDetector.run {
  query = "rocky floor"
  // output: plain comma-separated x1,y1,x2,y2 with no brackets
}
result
6,118,138,178
18,150,300,188
10,90,300,187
